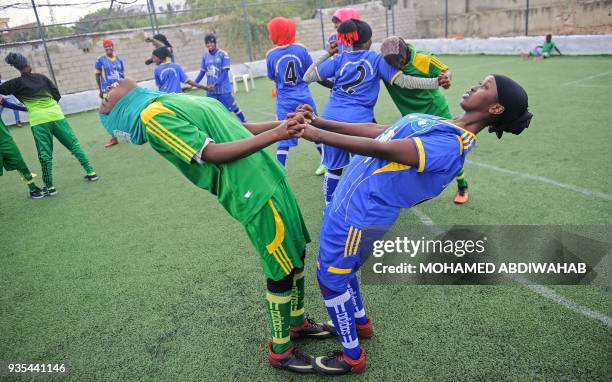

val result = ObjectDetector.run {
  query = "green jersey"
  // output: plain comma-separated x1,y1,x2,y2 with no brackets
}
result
0,73,64,126
140,94,287,226
384,45,451,118
542,41,555,54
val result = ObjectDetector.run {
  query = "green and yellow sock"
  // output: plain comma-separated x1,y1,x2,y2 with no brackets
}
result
18,169,37,191
266,290,292,354
290,269,305,327
455,168,468,189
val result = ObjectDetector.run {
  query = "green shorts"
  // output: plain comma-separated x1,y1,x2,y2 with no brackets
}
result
245,179,311,281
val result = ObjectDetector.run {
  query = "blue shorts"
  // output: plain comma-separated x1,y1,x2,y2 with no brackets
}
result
321,144,351,170
208,93,240,113
277,99,317,150
317,208,388,292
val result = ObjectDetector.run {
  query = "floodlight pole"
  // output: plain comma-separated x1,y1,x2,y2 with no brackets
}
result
31,0,57,86
149,0,160,34
146,0,156,34
444,0,448,38
525,0,529,36
241,0,253,62
319,0,325,49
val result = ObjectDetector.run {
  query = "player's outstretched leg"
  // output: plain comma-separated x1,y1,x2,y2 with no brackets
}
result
289,252,335,340
51,119,98,182
453,167,469,204
31,122,57,195
266,273,315,373
314,278,366,375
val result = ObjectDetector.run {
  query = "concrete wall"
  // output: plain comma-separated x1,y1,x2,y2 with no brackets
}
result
0,1,415,95
413,0,612,38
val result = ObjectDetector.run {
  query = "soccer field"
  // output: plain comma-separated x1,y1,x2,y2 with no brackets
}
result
1,55,611,381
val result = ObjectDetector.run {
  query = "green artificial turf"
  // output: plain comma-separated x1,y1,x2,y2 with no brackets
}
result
1,55,611,381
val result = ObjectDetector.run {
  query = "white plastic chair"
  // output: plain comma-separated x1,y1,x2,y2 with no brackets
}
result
231,64,255,93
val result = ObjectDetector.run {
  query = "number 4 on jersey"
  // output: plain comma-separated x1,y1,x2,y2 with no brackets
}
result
284,60,298,85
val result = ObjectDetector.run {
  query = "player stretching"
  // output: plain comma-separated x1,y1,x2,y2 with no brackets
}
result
303,19,446,205
380,36,469,204
2,53,98,196
151,47,208,93
194,34,246,122
99,79,332,374
0,96,44,199
289,74,532,375
95,39,125,148
266,17,323,171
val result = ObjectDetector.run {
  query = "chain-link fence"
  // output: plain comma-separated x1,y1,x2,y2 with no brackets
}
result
1,0,609,94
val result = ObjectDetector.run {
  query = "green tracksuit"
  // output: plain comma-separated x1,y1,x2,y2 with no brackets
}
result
0,120,38,191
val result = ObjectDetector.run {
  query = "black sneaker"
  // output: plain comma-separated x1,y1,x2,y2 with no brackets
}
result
43,187,58,196
268,343,314,373
313,349,367,375
84,173,99,182
30,187,45,199
290,317,336,340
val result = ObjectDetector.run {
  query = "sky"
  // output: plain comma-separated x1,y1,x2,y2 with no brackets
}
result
1,0,177,28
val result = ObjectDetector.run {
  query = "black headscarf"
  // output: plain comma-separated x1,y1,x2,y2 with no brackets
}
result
152,46,171,61
489,74,533,138
337,19,372,47
153,33,172,48
5,53,29,71
205,33,216,44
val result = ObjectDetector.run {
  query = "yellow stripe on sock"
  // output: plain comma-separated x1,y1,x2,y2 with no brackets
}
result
290,307,305,317
272,335,291,344
266,292,291,305
294,271,305,280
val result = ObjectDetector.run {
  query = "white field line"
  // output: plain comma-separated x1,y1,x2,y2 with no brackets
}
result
562,70,612,86
410,208,612,328
466,160,612,201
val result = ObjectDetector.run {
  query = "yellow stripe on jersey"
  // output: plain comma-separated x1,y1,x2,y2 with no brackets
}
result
147,118,196,158
373,162,411,174
145,124,192,162
390,70,402,84
141,101,176,125
328,266,352,274
343,226,354,257
348,228,360,257
412,53,432,74
314,66,322,82
265,200,294,274
430,56,448,71
352,230,362,256
278,245,294,269
456,135,464,155
413,137,426,172
146,121,196,161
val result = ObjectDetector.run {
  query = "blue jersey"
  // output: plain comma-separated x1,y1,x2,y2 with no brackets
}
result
154,62,188,93
329,114,476,227
95,55,125,94
327,34,352,54
315,50,401,123
200,49,232,95
266,44,316,118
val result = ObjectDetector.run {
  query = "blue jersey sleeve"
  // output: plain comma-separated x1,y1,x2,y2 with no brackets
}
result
154,67,161,88
222,52,231,70
303,50,314,71
200,54,207,71
412,134,462,173
376,54,402,83
266,55,275,80
119,58,125,77
178,65,187,83
94,58,102,73
316,57,337,82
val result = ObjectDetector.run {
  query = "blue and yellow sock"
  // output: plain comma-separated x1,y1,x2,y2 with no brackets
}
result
348,275,368,325
323,289,361,360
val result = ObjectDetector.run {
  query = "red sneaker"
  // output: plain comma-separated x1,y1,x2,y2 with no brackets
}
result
324,317,373,339
313,349,367,375
453,187,469,204
267,342,314,374
104,137,119,148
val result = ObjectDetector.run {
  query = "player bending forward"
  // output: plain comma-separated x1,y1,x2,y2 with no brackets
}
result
99,79,334,374
288,74,532,375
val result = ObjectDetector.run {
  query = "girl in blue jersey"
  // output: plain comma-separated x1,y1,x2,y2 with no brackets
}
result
95,39,126,148
266,17,323,171
289,74,532,375
194,34,247,123
303,19,447,205
151,47,207,94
